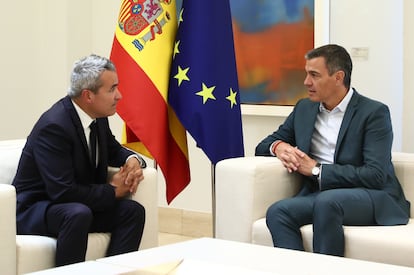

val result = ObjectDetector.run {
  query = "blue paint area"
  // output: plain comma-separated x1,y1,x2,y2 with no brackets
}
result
229,0,314,32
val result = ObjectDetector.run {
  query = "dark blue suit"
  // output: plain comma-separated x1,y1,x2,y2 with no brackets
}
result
13,96,145,265
255,90,410,255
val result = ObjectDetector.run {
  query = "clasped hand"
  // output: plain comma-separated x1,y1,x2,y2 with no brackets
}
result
274,142,317,176
110,157,144,198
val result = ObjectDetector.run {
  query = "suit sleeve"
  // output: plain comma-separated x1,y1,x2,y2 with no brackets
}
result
255,103,299,156
100,119,136,167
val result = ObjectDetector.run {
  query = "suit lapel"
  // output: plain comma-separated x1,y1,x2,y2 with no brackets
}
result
95,119,103,167
62,97,90,161
335,90,360,159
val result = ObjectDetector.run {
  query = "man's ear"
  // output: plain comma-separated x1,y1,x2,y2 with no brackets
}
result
81,89,94,103
335,70,345,85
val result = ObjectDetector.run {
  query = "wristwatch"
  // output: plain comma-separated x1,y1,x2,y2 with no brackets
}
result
311,163,321,179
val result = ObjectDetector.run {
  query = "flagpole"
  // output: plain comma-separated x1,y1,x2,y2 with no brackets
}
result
211,163,216,238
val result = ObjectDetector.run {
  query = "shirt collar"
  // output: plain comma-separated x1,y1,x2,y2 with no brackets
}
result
71,99,95,131
319,87,354,113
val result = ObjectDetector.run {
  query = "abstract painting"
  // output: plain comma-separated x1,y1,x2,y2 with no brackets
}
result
230,0,315,106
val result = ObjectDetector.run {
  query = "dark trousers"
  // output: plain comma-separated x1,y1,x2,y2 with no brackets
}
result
266,188,376,256
46,200,145,266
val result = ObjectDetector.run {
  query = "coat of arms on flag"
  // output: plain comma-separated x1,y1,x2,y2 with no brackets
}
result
117,0,172,51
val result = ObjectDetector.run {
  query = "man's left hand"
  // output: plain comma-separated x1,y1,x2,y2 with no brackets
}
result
291,147,318,177
123,157,144,194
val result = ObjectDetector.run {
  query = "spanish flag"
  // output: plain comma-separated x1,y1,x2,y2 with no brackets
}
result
110,0,190,204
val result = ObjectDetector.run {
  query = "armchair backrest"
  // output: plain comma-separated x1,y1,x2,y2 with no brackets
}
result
0,139,26,185
0,139,23,275
392,152,414,218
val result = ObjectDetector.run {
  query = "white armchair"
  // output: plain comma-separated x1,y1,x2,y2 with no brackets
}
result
215,155,414,267
0,139,159,275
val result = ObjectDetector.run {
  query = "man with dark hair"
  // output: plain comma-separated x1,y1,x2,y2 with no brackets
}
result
256,44,410,256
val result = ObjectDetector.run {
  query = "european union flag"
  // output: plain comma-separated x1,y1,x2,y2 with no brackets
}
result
168,0,244,165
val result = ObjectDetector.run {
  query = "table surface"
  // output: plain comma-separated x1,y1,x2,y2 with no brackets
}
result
26,261,134,275
98,238,414,274
28,238,414,275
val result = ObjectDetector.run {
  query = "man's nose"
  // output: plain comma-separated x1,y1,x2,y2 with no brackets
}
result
115,88,122,100
304,75,311,86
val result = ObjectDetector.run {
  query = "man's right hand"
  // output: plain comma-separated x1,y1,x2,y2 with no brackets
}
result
110,167,131,198
275,143,317,177
274,142,304,173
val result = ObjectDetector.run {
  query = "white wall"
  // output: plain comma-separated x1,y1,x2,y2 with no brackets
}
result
0,0,413,213
0,0,120,140
330,0,404,151
403,0,414,152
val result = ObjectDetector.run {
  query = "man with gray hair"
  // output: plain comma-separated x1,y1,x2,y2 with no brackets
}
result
13,54,147,266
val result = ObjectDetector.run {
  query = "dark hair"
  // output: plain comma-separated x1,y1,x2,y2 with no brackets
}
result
305,44,352,89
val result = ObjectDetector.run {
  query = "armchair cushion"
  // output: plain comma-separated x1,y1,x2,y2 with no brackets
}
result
215,154,414,267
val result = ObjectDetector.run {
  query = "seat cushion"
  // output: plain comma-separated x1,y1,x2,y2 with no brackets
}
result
252,217,414,267
301,218,414,266
252,218,314,252
16,235,56,274
85,233,111,260
252,218,272,247
16,233,111,274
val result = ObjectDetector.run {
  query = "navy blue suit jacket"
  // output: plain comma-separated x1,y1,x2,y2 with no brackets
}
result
13,96,135,235
255,90,410,225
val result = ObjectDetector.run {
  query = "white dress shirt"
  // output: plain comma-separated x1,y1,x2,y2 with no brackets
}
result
310,88,353,164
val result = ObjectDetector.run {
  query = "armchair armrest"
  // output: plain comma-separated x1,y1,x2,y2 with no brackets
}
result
108,167,158,249
215,156,301,243
0,184,17,275
131,167,158,249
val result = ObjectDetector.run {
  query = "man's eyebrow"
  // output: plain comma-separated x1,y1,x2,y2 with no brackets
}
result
110,83,118,90
308,70,320,75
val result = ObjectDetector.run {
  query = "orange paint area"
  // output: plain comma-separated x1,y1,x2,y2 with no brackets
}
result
232,8,314,105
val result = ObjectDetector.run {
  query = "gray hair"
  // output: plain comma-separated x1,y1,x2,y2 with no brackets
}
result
305,44,353,89
67,54,116,98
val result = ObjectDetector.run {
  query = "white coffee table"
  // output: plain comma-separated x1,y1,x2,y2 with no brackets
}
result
25,260,134,275
27,238,414,274
97,237,414,274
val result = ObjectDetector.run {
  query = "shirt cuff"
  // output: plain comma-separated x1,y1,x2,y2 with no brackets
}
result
318,164,322,189
269,140,282,156
127,154,147,168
